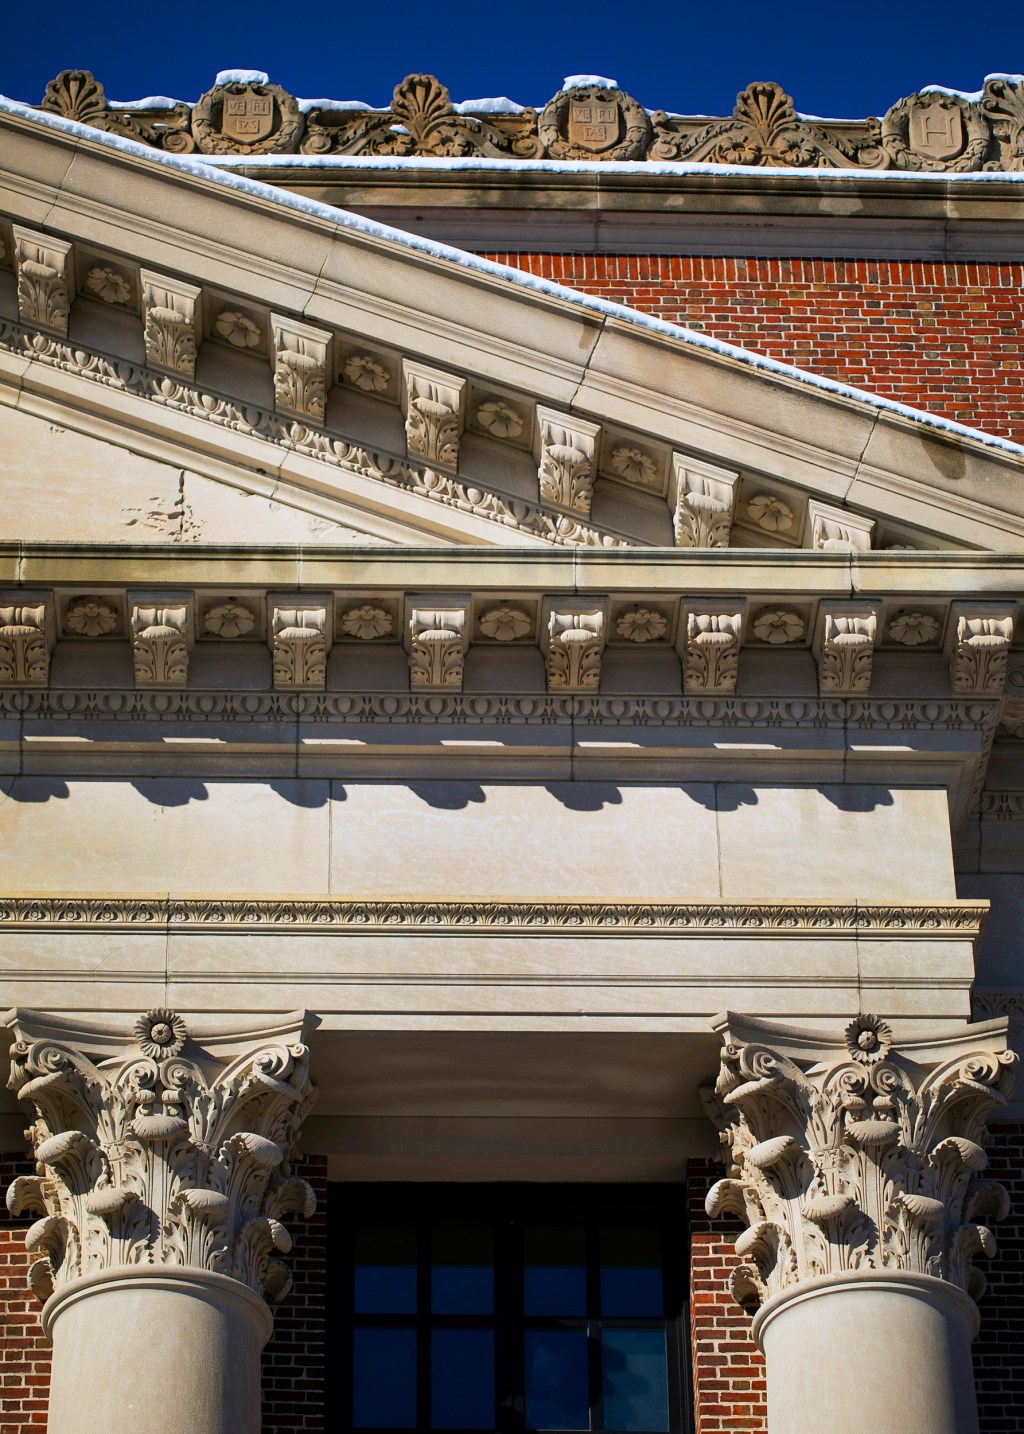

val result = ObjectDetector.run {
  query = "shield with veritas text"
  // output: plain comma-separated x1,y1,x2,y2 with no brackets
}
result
221,86,276,143
567,99,622,152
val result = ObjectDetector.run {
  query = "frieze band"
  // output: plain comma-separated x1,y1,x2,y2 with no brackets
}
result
28,69,1024,173
0,895,989,935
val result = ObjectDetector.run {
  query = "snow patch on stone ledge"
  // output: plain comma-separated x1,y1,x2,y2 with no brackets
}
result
452,97,527,114
297,97,373,114
108,95,188,110
3,91,1024,463
214,69,270,87
562,75,619,90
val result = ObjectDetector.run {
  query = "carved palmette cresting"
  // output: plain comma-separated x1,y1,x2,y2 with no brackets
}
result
703,1017,1017,1312
547,610,605,691
130,604,191,687
0,604,51,686
6,1009,316,1308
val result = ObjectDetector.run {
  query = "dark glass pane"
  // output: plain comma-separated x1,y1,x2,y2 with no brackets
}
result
353,1327,417,1428
431,1221,494,1315
601,1330,669,1432
354,1218,417,1314
431,1328,495,1429
599,1225,663,1316
524,1329,590,1430
524,1223,587,1315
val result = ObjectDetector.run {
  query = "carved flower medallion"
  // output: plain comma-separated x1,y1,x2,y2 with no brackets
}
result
888,610,940,646
752,608,805,644
747,494,795,532
132,1007,188,1059
844,1013,893,1065
343,354,390,392
86,266,131,305
616,606,668,642
341,604,394,640
477,400,524,439
480,605,532,641
65,596,117,636
610,447,657,486
204,601,256,639
215,310,262,348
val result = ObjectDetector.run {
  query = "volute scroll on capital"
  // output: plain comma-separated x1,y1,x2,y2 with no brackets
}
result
702,1010,1017,1318
4,1005,317,1314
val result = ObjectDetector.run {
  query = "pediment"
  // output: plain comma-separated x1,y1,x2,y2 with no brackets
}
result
2,101,1024,553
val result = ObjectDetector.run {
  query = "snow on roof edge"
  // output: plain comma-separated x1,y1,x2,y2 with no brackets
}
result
2,90,1024,465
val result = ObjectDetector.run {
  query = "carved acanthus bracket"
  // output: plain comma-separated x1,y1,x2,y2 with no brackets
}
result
948,604,1017,696
546,603,606,692
814,603,879,695
4,1006,316,1311
703,1011,1017,1314
670,457,740,548
270,596,331,690
141,271,202,378
403,362,466,468
407,597,470,691
12,228,73,335
808,500,875,553
682,605,746,694
0,593,54,687
129,594,193,688
272,316,332,423
536,408,602,516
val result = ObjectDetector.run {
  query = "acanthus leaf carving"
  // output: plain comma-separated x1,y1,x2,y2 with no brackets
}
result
0,594,53,687
12,228,73,335
670,457,739,548
546,605,605,692
270,597,331,690
39,69,194,151
407,598,470,691
949,604,1017,696
702,1012,1017,1313
4,1006,316,1313
403,362,466,468
815,605,879,695
537,408,601,516
683,607,745,694
272,316,332,423
141,271,201,378
129,595,193,688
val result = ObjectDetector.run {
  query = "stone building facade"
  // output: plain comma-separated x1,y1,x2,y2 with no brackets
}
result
0,67,1023,1434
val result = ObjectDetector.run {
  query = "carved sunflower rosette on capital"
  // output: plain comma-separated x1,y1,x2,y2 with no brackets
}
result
702,1015,1017,1314
5,1008,317,1311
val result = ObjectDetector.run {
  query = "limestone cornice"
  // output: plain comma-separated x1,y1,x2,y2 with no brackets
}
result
0,895,990,938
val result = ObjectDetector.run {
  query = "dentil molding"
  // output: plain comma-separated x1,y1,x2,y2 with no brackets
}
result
703,1011,1017,1315
4,1007,317,1314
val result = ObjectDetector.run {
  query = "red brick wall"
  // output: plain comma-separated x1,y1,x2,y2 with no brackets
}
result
687,1158,767,1434
484,254,1024,446
972,1122,1024,1432
0,1154,50,1433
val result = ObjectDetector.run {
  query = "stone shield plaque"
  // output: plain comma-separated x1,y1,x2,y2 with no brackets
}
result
221,87,276,143
567,99,621,152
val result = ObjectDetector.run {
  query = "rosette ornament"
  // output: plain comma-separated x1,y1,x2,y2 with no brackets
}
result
4,1007,317,1314
702,1011,1016,1315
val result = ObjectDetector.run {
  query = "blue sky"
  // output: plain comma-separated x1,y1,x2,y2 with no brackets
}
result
5,0,1023,119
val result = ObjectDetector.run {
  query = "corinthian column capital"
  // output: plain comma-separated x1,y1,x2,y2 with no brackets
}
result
702,1011,1017,1319
4,1006,317,1314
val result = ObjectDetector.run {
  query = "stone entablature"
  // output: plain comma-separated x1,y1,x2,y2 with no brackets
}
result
28,69,1024,173
703,1011,1018,1314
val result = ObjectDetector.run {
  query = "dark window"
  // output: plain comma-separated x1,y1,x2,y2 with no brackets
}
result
329,1185,691,1434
